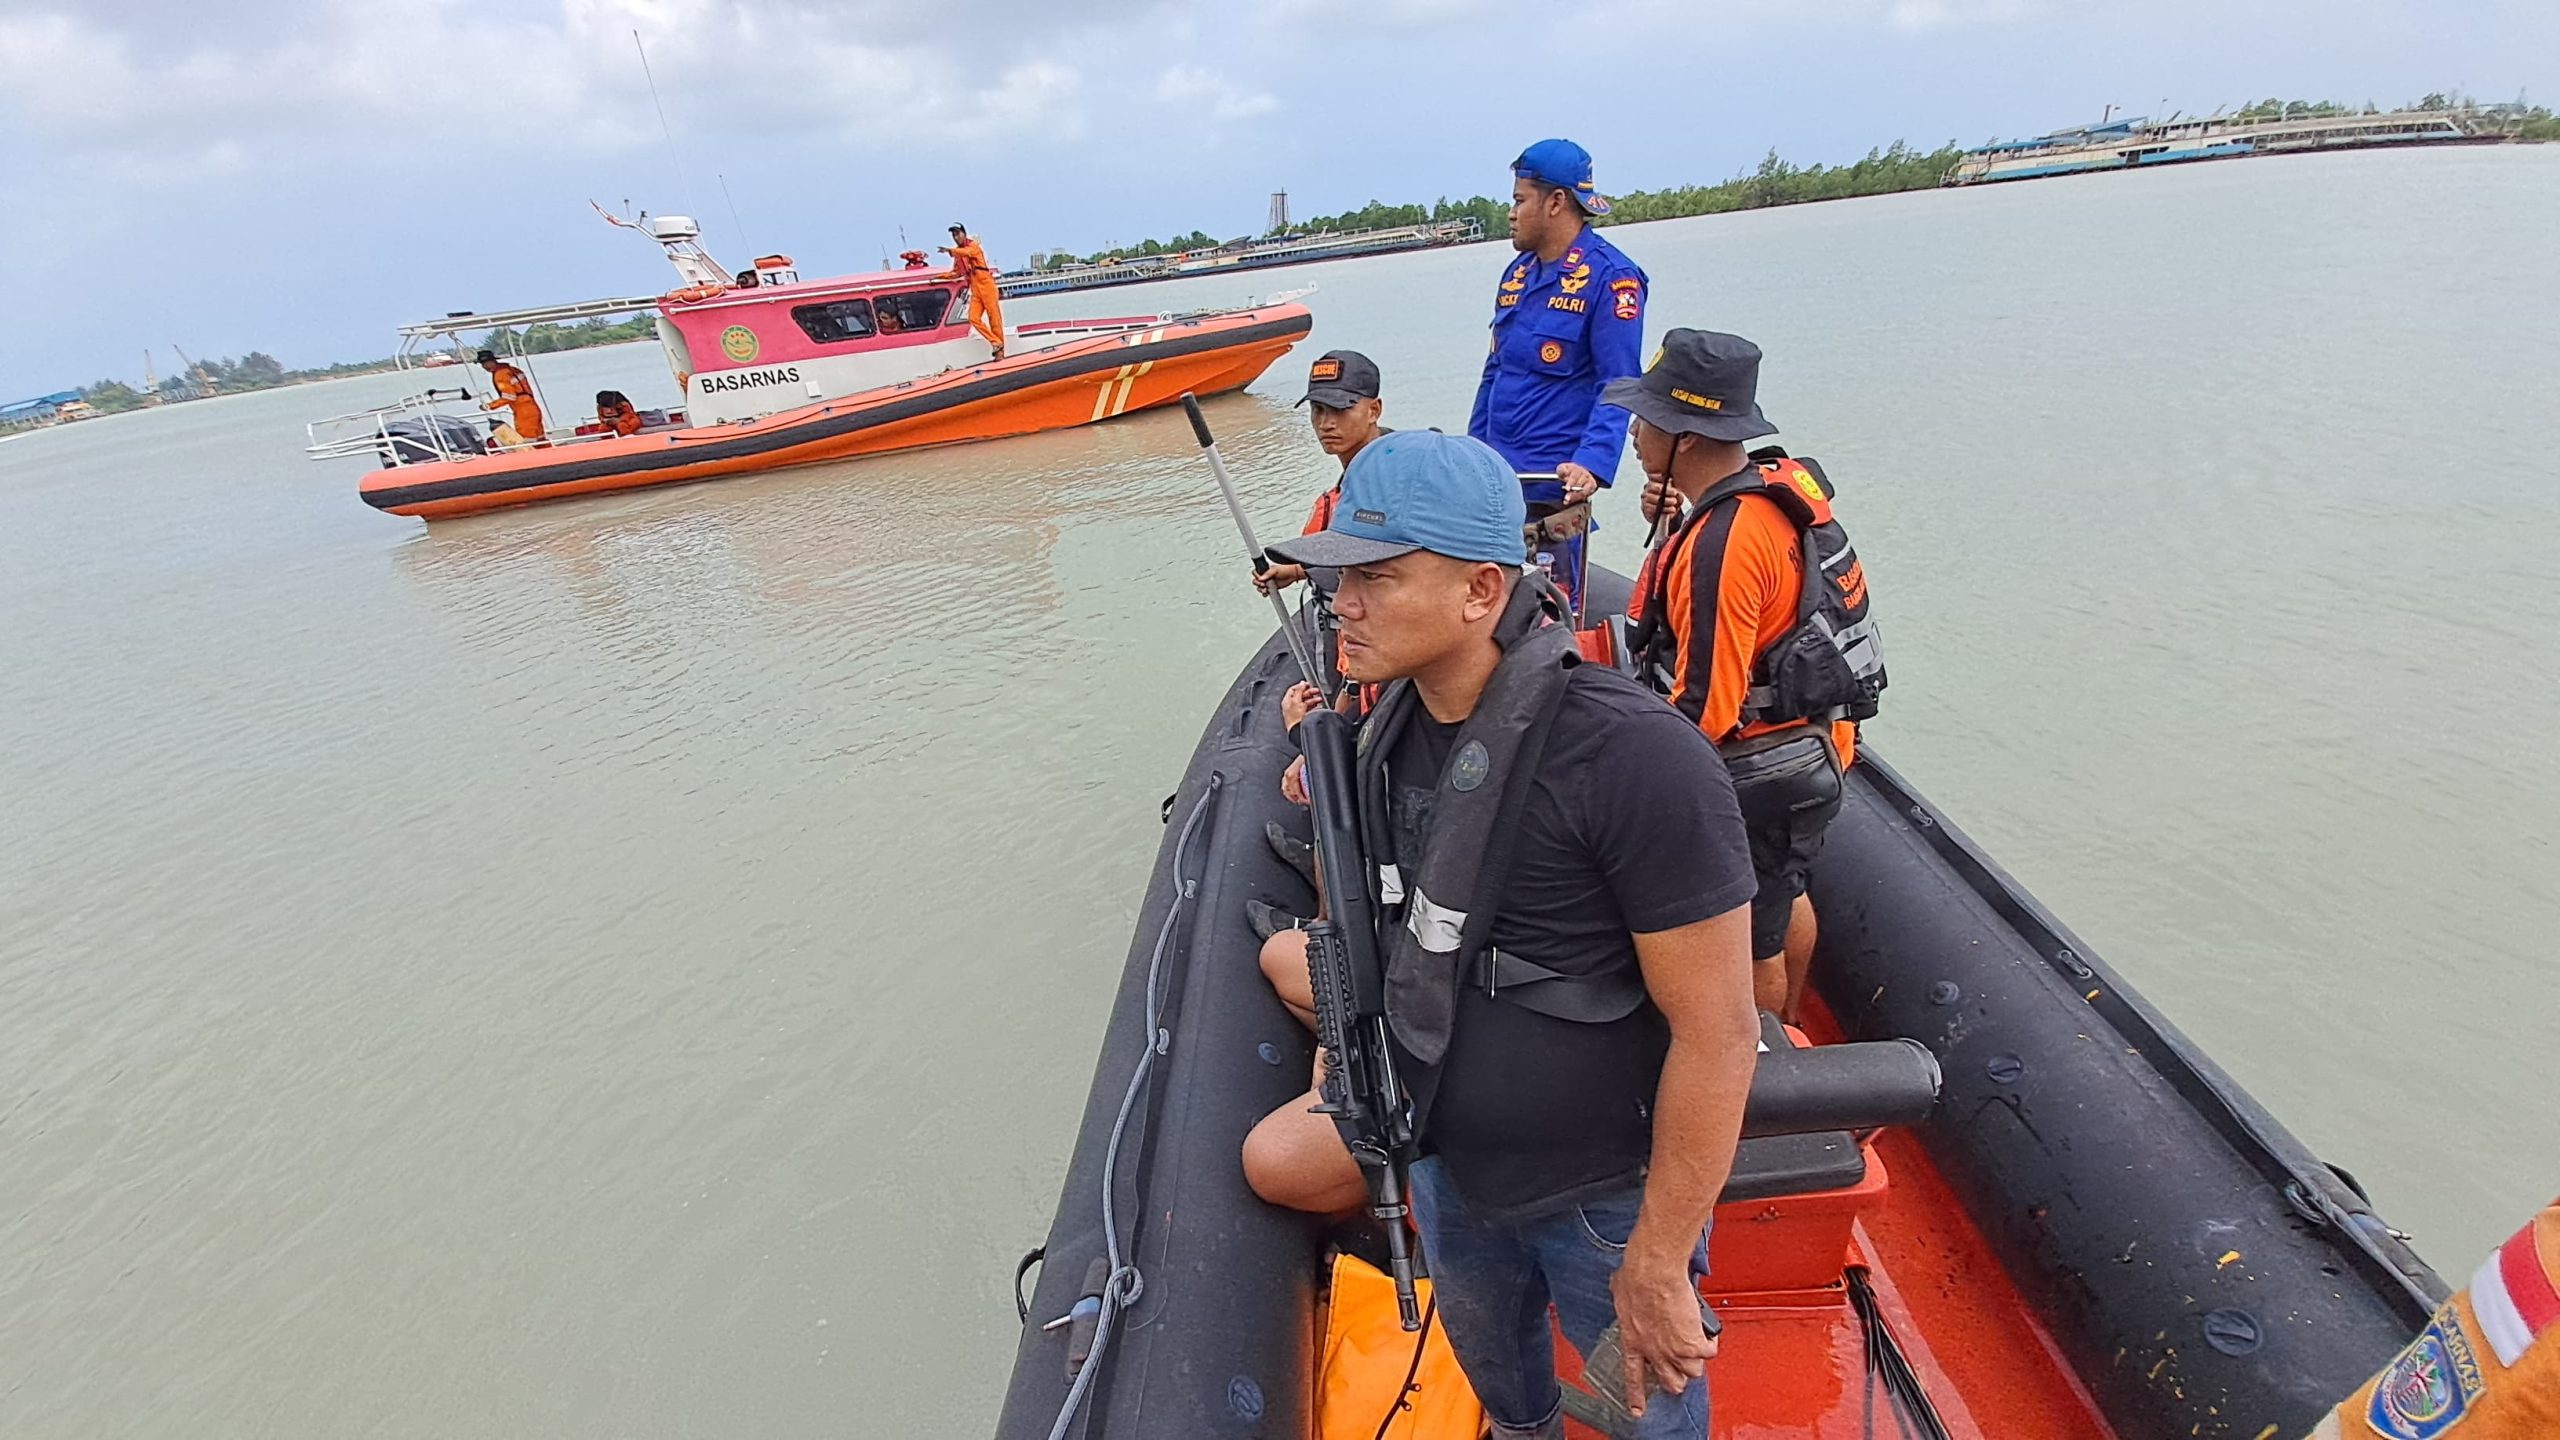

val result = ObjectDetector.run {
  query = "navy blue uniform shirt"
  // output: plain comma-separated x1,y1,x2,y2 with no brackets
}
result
1467,225,1649,502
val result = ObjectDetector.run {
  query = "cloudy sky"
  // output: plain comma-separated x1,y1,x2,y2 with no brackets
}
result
1,0,2548,397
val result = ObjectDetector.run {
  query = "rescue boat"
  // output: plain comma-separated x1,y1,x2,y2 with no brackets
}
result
307,214,1310,520
996,569,2445,1440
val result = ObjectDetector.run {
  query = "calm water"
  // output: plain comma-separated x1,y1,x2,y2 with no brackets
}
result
4,147,2555,1436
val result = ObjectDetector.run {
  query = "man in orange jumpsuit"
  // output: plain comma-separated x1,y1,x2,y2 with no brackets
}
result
476,350,544,445
939,223,1005,358
1612,331,1885,1021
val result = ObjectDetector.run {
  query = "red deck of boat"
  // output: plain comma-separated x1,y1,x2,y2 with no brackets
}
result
1544,1007,2118,1439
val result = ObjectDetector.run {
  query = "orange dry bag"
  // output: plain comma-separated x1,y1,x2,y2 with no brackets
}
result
1318,1252,1484,1440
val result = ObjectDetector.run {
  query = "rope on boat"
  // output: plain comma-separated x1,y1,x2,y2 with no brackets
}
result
1044,774,1221,1440
1845,1266,1951,1440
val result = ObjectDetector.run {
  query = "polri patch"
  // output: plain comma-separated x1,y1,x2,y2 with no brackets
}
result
2365,1307,2484,1438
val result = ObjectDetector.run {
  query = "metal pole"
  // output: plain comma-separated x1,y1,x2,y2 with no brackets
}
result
1180,394,1325,691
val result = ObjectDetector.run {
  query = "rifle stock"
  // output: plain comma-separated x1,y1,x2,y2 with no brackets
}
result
1295,707,1422,1330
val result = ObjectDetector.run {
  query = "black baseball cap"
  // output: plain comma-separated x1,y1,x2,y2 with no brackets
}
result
1600,329,1776,442
948,223,967,234
1296,350,1381,409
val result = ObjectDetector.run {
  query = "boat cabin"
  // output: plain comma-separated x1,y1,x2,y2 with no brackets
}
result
655,264,979,424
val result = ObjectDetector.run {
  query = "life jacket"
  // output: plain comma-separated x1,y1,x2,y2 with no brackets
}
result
1631,448,1885,731
1353,576,1644,1068
1306,484,1340,535
2307,1197,2560,1439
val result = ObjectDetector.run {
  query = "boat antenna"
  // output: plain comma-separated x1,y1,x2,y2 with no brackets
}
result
718,171,753,259
632,30,698,219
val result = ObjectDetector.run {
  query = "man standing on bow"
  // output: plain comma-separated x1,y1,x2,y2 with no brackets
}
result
1469,138,1648,610
940,223,1006,358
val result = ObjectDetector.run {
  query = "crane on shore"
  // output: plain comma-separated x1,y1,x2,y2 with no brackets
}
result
141,351,167,407
170,344,218,398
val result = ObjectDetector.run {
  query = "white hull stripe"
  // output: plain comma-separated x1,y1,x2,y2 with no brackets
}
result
2471,1223,2559,1367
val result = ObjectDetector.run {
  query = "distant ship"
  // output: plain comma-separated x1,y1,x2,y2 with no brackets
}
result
1945,107,2512,186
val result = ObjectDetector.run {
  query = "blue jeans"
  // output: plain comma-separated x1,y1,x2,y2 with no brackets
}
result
1408,1158,1710,1439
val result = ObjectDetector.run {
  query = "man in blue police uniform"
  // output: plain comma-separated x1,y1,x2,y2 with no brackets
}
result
1468,138,1648,609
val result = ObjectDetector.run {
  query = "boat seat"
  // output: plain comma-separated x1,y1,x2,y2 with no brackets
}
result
1721,1129,1868,1204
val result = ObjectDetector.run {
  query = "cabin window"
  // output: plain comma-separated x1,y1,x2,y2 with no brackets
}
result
873,289,955,336
791,299,878,345
943,290,972,328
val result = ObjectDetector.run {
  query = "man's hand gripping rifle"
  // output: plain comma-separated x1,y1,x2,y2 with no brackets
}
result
1294,705,1423,1331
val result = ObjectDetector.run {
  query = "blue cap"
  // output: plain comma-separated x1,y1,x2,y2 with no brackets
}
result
1267,431,1527,570
1513,138,1611,216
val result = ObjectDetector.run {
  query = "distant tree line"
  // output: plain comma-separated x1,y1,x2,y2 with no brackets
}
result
2232,92,2557,139
1040,139,1969,272
75,316,662,413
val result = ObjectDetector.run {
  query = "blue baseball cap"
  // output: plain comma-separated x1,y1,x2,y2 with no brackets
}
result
1513,138,1611,216
1268,430,1527,570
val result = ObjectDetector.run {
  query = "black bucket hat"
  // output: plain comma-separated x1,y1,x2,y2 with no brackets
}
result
1600,329,1775,442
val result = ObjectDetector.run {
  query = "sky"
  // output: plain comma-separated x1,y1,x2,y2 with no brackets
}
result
0,0,2550,398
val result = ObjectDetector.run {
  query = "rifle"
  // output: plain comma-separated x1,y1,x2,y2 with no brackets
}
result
1294,704,1422,1330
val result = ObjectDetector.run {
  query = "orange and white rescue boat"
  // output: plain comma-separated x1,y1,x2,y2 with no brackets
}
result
307,214,1309,520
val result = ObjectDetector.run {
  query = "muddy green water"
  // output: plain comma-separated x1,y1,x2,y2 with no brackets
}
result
3,146,2555,1435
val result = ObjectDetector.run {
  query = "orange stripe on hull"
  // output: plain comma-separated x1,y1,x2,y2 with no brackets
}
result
361,306,1311,520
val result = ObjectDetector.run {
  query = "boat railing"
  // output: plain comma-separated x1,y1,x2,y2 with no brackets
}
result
306,389,648,467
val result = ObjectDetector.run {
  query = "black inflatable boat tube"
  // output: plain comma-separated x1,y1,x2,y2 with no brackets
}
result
1809,751,2444,1438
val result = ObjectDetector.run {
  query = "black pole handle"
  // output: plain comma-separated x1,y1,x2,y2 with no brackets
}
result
1179,392,1214,449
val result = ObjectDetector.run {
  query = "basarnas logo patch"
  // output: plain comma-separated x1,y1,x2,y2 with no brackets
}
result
2365,1307,2484,1439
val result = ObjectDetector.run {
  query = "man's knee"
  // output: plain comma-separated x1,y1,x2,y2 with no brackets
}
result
1241,1104,1364,1213
1259,929,1311,1007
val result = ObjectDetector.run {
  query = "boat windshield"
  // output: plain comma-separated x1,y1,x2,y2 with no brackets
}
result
787,286,959,344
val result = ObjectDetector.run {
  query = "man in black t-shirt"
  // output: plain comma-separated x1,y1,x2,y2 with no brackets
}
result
1254,430,1760,1438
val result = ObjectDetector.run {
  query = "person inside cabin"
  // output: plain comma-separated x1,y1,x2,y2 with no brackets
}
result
875,305,905,336
594,390,643,438
476,350,544,445
939,223,1006,358
1240,429,1761,1439
1612,331,1885,1024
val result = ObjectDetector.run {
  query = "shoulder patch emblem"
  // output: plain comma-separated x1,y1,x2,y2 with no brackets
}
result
2365,1307,2484,1439
1609,278,1642,321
